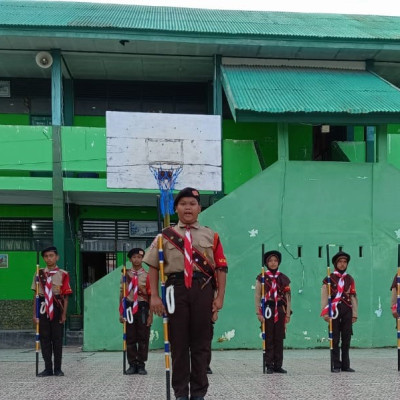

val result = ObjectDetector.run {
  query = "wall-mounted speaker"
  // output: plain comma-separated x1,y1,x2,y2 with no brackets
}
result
35,51,53,69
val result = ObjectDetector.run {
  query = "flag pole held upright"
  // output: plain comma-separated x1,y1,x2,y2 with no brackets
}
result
122,244,127,375
35,240,40,376
326,244,334,372
397,244,400,371
157,195,171,400
261,243,266,374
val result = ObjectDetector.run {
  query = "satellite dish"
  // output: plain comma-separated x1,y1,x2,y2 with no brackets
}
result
35,51,53,69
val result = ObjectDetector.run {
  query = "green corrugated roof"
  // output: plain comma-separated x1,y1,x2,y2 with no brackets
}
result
1,1,400,40
221,65,400,122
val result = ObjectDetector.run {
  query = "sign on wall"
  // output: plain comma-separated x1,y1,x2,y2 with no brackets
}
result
106,112,222,191
0,254,8,268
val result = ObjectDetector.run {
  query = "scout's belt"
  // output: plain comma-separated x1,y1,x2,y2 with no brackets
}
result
125,300,149,324
265,300,285,307
38,295,63,308
330,293,352,307
163,227,216,287
125,300,149,309
167,271,208,281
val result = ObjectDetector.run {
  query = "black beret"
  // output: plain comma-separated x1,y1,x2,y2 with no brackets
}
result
332,251,350,265
173,187,200,209
264,250,282,265
41,246,58,257
127,248,145,259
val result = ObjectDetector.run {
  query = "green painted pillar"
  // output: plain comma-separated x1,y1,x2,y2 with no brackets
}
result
213,54,224,195
51,49,65,266
366,126,375,163
213,54,222,116
277,123,289,161
376,124,388,163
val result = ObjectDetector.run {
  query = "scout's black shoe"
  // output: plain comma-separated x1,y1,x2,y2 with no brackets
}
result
37,369,53,377
190,397,205,400
342,367,355,372
125,365,138,375
54,369,64,376
137,365,147,375
273,367,287,373
332,368,341,373
176,397,189,400
206,366,213,374
266,367,274,374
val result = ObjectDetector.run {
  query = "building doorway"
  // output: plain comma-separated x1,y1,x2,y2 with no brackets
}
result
82,251,116,288
313,125,347,160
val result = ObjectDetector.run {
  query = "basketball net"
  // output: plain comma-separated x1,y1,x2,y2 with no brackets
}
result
149,163,183,221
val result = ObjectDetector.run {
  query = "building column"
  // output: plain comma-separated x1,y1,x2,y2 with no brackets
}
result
277,123,289,161
213,54,222,116
51,49,65,265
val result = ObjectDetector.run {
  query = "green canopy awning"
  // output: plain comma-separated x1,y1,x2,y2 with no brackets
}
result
221,65,400,124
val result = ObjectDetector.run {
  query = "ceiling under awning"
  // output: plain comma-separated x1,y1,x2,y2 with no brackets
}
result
220,62,400,124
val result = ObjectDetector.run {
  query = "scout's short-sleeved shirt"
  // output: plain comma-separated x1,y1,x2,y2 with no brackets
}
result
31,267,73,296
120,267,151,302
143,221,227,275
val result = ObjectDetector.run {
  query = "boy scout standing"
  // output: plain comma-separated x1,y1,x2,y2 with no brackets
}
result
321,251,358,372
119,248,152,375
144,187,228,400
31,246,72,377
255,250,291,374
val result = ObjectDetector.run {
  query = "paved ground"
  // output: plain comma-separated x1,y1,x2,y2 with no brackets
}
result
0,347,399,399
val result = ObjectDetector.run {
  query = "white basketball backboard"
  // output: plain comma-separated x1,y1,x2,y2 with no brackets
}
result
106,112,222,191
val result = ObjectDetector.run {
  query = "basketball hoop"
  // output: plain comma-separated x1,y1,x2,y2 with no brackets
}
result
149,162,183,218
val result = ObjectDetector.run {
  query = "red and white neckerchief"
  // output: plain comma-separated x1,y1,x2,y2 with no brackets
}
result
128,269,141,315
44,269,58,320
321,270,347,317
184,225,193,288
265,270,281,323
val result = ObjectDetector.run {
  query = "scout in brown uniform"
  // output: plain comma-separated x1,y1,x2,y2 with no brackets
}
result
321,251,358,372
144,187,228,400
31,246,72,377
255,250,291,374
119,248,152,375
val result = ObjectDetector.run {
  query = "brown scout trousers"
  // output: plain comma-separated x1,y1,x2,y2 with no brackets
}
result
126,301,150,367
331,302,353,370
166,276,214,398
264,304,286,369
39,300,64,371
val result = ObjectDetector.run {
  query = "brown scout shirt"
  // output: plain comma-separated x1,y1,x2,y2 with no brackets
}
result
31,267,73,296
254,273,291,317
120,267,150,302
143,221,225,274
321,273,358,318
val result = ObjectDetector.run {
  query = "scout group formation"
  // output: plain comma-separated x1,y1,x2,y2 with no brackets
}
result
32,187,399,400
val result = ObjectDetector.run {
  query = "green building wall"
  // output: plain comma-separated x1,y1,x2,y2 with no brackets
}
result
84,158,400,351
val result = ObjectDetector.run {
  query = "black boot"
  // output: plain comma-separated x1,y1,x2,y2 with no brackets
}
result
126,364,138,375
37,369,53,377
137,363,147,375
